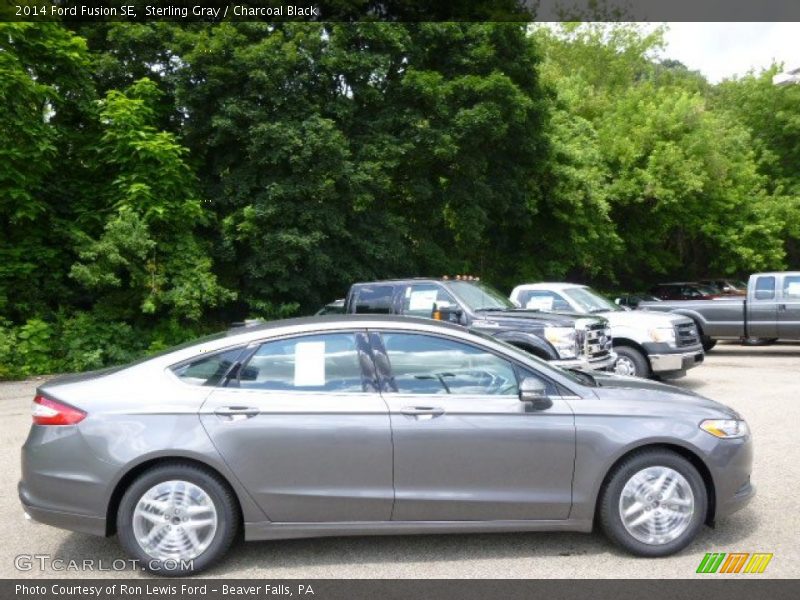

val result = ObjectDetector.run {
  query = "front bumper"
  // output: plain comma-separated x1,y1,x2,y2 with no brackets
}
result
709,434,756,522
552,351,617,372
643,342,705,375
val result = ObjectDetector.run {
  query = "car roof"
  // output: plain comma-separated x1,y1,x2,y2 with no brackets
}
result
224,314,464,337
512,282,586,292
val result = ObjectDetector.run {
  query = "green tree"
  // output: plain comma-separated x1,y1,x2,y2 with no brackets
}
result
174,23,552,310
70,78,233,321
534,23,786,285
0,23,94,320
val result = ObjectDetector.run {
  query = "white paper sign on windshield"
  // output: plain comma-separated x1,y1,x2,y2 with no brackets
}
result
409,289,438,311
294,341,326,386
526,296,554,311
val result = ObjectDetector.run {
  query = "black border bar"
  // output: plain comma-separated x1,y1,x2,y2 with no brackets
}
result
5,579,800,600
4,0,800,22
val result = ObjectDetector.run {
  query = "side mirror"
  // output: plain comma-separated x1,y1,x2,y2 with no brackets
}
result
614,298,622,305
519,377,552,410
432,304,464,324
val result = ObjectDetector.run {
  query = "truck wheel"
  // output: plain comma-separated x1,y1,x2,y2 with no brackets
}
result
701,337,717,352
613,346,649,378
598,449,707,557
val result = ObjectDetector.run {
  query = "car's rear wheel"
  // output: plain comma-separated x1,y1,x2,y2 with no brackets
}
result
613,346,649,378
117,463,239,576
599,450,707,556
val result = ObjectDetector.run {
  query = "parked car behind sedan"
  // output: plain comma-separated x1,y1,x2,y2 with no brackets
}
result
650,282,720,301
20,315,754,575
614,292,662,309
697,279,748,296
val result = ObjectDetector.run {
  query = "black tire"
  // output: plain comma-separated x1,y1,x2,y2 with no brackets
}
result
701,337,717,352
598,449,707,557
742,337,775,346
613,346,650,378
117,462,239,576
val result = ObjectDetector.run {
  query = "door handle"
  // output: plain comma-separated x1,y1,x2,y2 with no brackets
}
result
778,304,786,311
400,406,445,420
214,406,260,421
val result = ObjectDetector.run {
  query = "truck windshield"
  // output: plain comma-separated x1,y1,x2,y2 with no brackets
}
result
448,281,515,312
563,287,621,313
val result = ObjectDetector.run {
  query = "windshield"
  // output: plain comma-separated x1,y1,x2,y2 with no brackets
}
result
448,281,514,311
563,287,620,313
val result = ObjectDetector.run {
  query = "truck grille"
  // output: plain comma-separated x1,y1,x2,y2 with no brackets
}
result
582,322,612,358
675,321,700,347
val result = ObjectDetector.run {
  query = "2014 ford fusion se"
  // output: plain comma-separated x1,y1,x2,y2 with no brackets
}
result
19,315,754,575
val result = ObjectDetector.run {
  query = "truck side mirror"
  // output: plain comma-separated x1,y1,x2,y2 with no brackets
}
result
432,304,463,324
519,377,552,410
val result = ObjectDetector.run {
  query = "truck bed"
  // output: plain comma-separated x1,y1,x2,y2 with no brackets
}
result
638,298,746,339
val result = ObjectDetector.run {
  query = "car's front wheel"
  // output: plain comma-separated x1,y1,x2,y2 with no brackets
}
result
117,462,239,576
598,450,707,556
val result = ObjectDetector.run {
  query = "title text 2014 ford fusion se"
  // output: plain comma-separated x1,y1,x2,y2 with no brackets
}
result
19,316,754,575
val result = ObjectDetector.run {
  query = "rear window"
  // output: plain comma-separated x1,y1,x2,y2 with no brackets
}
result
171,347,245,386
754,276,775,300
351,285,395,314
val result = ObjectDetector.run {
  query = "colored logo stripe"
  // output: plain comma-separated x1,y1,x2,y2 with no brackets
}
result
697,553,726,573
744,553,773,574
697,552,773,574
720,553,749,573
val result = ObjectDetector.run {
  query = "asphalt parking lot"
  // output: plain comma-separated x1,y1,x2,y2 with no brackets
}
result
0,342,798,579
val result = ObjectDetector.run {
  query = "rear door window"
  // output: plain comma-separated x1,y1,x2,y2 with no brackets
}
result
238,333,371,392
351,285,395,314
754,276,776,300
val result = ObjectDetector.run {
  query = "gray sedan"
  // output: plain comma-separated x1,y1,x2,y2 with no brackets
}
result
19,315,754,575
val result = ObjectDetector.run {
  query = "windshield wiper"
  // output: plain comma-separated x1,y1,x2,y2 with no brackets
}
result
474,307,509,312
589,308,608,314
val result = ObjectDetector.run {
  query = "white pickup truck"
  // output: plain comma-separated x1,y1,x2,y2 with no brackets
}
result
509,283,705,379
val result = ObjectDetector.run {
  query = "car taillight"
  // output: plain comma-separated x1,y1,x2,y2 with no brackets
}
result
32,395,86,426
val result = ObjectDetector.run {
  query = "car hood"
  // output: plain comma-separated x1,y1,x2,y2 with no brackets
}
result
474,309,604,328
597,309,687,328
588,372,739,418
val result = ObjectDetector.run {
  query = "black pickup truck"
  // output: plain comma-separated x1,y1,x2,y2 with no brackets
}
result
344,278,616,371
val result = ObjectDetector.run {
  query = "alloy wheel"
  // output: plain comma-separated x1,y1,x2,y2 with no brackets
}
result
132,480,218,561
618,466,695,545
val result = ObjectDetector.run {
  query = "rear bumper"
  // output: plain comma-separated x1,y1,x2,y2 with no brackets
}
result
19,482,106,536
552,351,617,372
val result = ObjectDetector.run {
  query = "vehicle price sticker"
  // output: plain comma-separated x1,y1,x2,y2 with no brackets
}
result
526,296,554,310
409,289,438,311
294,341,326,386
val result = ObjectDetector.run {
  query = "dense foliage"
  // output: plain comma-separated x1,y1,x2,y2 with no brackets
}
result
1,22,799,378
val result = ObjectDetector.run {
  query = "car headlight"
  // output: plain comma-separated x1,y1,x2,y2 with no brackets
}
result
700,419,749,439
545,326,578,359
648,327,676,344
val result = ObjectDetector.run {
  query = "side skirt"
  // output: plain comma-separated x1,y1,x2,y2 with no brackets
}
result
244,518,594,541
